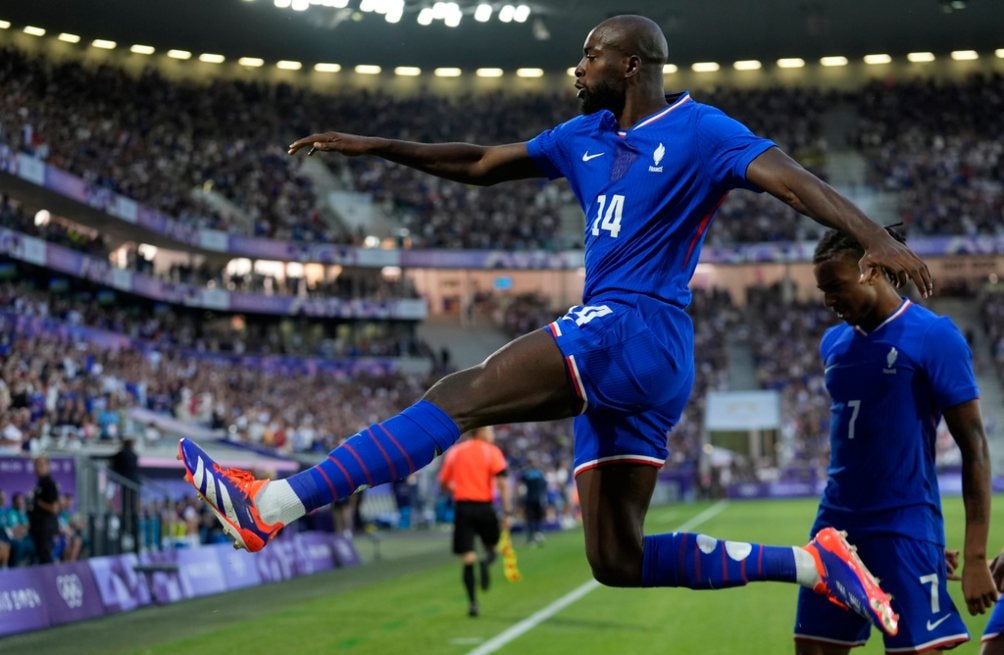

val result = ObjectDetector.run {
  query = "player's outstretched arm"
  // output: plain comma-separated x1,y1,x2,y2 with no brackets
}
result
746,147,934,297
288,133,543,186
944,398,999,614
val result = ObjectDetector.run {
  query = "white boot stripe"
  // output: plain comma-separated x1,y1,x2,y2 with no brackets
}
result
219,484,239,525
204,468,219,507
194,456,206,492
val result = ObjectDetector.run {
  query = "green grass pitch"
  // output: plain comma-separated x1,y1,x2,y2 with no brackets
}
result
6,496,1002,654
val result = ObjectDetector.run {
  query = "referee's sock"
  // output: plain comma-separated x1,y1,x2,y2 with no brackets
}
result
641,532,819,589
257,400,460,525
463,563,477,604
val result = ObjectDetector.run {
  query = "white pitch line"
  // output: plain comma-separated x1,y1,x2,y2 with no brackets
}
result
464,500,729,655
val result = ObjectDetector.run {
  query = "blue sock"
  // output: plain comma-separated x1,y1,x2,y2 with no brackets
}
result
287,400,460,512
642,532,796,589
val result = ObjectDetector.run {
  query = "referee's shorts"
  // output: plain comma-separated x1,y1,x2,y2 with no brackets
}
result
452,501,500,554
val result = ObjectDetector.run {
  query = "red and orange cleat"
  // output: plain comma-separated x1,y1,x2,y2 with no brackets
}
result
177,438,283,552
806,527,899,636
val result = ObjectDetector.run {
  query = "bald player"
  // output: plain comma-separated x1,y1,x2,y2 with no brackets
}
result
182,15,934,636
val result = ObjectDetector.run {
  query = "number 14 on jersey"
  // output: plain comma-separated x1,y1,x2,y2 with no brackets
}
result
591,194,625,238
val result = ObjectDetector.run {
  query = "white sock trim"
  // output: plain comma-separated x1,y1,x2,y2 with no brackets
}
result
794,546,820,588
256,479,306,526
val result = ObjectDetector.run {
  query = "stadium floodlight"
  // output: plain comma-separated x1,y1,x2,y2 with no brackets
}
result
385,7,403,23
516,67,544,78
476,67,503,77
776,57,805,68
277,60,302,70
445,13,461,27
199,53,225,64
820,56,848,67
130,44,155,55
950,50,978,60
314,62,341,72
474,4,492,22
663,64,678,74
417,7,433,25
239,57,265,67
499,4,515,23
92,39,117,49
23,25,46,37
167,49,192,60
733,60,761,71
566,67,576,76
291,0,309,10
514,4,531,23
691,62,720,72
434,67,462,77
274,0,292,7
907,51,936,63
58,33,81,43
997,49,1004,59
863,53,892,65
355,64,382,74
0,20,10,30
394,66,421,76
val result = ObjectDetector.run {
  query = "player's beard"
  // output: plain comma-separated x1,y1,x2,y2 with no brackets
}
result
579,80,625,116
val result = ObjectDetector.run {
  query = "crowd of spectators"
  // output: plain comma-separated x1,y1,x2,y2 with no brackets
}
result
853,74,1004,236
2,194,420,303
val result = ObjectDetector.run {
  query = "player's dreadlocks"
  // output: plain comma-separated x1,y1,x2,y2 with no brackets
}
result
813,224,907,264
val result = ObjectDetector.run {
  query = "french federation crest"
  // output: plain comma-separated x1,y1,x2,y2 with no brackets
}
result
649,143,665,172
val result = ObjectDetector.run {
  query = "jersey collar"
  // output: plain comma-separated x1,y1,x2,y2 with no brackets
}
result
853,298,912,337
616,92,693,137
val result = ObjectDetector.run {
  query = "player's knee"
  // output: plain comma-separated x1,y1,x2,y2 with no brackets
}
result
586,550,638,587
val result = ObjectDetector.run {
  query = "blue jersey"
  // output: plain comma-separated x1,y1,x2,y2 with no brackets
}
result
527,92,774,308
813,299,979,544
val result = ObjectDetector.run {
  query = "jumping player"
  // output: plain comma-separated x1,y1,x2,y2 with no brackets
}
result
794,228,997,653
180,15,935,636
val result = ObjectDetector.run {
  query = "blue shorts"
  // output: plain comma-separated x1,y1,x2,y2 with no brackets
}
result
794,533,968,652
983,597,1004,644
545,296,694,477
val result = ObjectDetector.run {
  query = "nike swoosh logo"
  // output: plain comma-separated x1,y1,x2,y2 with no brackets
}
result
926,614,950,631
582,152,605,162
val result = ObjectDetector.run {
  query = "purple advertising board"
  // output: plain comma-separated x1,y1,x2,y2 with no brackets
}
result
294,532,338,575
138,549,186,605
177,547,229,598
212,544,263,591
0,455,76,498
331,534,361,568
87,553,151,613
0,567,48,636
33,561,105,626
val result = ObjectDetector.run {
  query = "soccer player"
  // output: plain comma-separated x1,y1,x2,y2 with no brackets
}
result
180,14,935,635
438,426,511,617
794,228,998,653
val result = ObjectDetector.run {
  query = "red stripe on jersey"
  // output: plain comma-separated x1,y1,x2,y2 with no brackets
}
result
682,193,728,270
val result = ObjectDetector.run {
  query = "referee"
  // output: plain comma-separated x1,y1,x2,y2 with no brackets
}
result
439,426,512,617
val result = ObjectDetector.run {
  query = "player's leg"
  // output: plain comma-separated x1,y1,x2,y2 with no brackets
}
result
576,461,898,635
178,328,577,551
453,503,480,616
475,503,502,592
576,463,815,588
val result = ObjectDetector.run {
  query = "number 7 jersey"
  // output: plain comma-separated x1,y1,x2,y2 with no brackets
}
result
526,92,774,308
815,299,980,544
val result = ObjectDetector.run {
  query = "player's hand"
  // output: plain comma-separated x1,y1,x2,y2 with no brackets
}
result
287,132,374,157
858,230,933,298
962,558,999,615
945,548,961,581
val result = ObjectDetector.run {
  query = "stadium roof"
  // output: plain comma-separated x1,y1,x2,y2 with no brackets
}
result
5,0,1003,71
